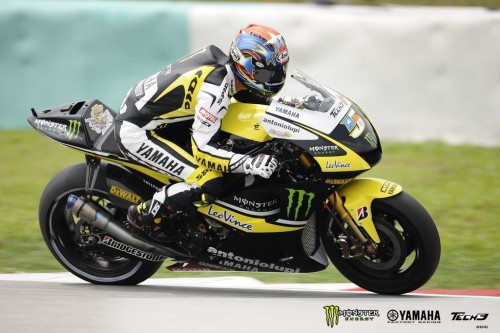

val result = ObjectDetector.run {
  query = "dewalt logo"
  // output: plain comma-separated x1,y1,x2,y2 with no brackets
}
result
324,305,340,328
285,188,315,220
109,185,142,204
66,120,81,140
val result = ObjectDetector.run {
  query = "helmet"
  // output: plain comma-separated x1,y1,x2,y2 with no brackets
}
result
229,24,289,98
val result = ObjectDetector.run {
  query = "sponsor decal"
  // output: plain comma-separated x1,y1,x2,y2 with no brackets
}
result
149,201,162,216
325,179,351,185
324,305,340,328
195,157,228,173
101,236,166,262
207,205,252,230
134,80,144,97
136,143,186,176
387,309,441,324
109,185,141,204
274,106,299,118
195,168,210,182
217,82,228,105
325,161,351,169
198,107,217,123
268,128,292,138
309,145,340,155
66,120,81,140
233,196,279,212
262,117,300,133
276,50,289,64
285,188,315,220
380,181,398,195
184,70,202,109
451,312,489,321
341,109,365,139
85,104,113,134
207,247,300,273
329,99,347,118
356,206,369,221
324,305,380,328
195,114,212,128
34,119,67,136
364,132,378,148
230,45,240,61
160,64,172,76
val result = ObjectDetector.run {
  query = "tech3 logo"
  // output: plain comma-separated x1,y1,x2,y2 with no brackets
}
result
285,188,315,220
66,120,81,140
324,305,340,328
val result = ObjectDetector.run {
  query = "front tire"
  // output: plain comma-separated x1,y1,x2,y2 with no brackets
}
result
323,191,440,295
39,163,162,285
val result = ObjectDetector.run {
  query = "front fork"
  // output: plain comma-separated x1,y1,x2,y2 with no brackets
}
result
324,178,404,259
325,192,378,259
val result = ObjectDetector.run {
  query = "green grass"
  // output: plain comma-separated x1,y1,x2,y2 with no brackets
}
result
1,130,499,289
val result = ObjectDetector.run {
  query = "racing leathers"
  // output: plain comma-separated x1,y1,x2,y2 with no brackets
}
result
114,45,276,225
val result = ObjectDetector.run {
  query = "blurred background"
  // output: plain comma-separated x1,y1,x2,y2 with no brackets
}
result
0,0,499,289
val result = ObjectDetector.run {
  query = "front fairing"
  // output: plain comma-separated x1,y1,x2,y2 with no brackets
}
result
263,70,382,175
222,70,382,178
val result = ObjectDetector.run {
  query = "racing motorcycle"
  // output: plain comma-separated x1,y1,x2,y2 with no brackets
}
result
28,70,440,295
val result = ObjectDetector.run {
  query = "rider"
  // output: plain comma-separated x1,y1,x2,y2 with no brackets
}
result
114,24,289,228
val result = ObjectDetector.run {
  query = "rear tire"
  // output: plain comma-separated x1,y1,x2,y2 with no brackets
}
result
39,163,162,285
322,191,440,295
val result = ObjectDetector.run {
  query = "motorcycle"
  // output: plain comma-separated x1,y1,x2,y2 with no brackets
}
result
27,70,440,295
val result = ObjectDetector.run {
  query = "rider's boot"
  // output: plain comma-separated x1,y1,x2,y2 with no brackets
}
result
126,182,214,228
127,187,169,228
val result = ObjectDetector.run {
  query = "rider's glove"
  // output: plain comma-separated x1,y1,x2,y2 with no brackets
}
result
242,154,278,179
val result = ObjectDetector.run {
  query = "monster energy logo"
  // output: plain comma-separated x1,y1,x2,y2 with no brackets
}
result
66,120,81,140
285,188,315,220
324,305,340,328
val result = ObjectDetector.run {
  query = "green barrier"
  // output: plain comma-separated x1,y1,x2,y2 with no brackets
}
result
0,1,191,128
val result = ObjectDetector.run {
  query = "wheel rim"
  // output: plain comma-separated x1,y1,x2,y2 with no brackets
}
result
353,219,407,275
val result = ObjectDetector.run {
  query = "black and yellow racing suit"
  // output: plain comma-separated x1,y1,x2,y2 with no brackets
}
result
114,45,268,198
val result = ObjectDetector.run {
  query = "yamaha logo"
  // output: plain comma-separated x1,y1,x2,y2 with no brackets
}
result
387,309,441,324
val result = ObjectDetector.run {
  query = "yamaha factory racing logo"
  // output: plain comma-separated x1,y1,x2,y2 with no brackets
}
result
387,309,441,324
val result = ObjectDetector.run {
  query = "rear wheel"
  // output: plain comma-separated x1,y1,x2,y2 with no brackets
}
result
39,164,162,285
322,191,440,295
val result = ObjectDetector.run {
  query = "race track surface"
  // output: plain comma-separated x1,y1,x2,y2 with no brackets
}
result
0,274,498,333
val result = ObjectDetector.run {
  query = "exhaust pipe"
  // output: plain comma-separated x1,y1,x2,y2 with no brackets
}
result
67,195,191,260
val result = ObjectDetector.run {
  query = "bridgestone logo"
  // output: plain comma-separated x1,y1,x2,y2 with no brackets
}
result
101,236,166,262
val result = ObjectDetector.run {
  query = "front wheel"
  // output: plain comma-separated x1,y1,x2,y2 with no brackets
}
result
39,163,163,285
322,191,440,295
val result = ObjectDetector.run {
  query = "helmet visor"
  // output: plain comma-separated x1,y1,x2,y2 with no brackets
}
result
253,64,288,86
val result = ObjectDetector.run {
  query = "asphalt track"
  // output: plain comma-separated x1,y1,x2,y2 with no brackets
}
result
0,274,498,333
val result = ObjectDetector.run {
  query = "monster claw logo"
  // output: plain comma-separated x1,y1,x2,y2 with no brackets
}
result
66,120,81,140
285,188,315,220
324,305,340,328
